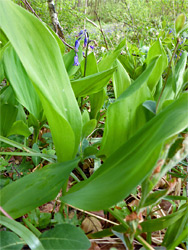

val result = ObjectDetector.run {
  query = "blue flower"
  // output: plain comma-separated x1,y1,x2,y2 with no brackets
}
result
73,53,79,66
179,52,182,56
77,30,84,37
90,45,94,49
75,39,80,52
84,36,88,48
169,30,172,34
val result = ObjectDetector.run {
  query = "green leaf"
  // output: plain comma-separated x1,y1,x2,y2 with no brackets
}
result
80,52,98,76
0,231,24,250
0,0,82,162
174,51,187,96
0,159,78,218
146,40,168,92
0,104,18,136
175,13,186,35
99,59,156,158
0,216,44,250
62,93,188,211
113,59,131,99
3,45,43,120
82,119,97,139
90,89,106,119
166,225,188,250
71,68,116,97
98,39,125,72
142,189,168,208
7,120,31,137
63,48,83,76
0,135,56,163
39,224,91,250
140,205,187,232
163,204,188,248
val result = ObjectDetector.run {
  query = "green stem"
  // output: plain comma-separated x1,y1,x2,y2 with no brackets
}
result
22,218,41,238
75,166,88,180
156,38,180,112
108,208,155,250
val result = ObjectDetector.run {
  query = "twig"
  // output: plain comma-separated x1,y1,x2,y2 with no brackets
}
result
21,0,41,21
86,17,99,28
156,38,180,112
94,11,109,50
21,0,74,51
0,206,14,220
65,204,119,226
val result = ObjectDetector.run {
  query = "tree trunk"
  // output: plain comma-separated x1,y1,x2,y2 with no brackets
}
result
47,0,65,39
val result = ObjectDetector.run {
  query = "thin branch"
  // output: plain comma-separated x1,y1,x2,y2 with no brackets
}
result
94,11,109,50
21,0,74,51
66,204,119,226
21,0,42,21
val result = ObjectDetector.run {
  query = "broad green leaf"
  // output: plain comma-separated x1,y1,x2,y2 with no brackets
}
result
0,135,56,163
81,51,106,120
166,225,188,250
90,89,107,119
63,48,83,76
174,51,187,96
0,104,18,136
99,59,156,158
46,25,65,56
0,159,78,218
113,59,131,98
82,119,97,139
142,189,168,207
71,68,116,97
118,54,135,79
0,216,44,250
39,224,91,250
62,93,188,210
157,52,187,112
140,205,187,232
146,39,168,92
98,39,125,72
7,120,31,137
0,0,82,162
163,204,188,248
80,52,98,76
0,231,24,250
3,45,43,120
175,13,186,35
82,109,90,126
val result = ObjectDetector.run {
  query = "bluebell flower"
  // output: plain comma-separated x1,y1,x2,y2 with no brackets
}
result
90,45,94,49
179,52,182,56
73,53,79,66
180,41,183,45
169,30,172,34
77,30,84,37
84,36,88,48
75,39,80,52
82,52,85,56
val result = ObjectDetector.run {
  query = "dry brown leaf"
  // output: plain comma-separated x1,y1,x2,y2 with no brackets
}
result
39,203,54,213
81,216,102,234
88,242,101,250
125,212,138,221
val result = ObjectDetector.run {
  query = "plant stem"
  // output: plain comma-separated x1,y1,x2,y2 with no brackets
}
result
156,38,180,112
108,208,155,250
136,235,155,250
0,206,13,220
75,166,88,180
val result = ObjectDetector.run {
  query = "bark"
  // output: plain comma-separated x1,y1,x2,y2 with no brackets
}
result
47,0,65,39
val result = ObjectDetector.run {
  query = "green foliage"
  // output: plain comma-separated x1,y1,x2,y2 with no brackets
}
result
0,0,188,249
